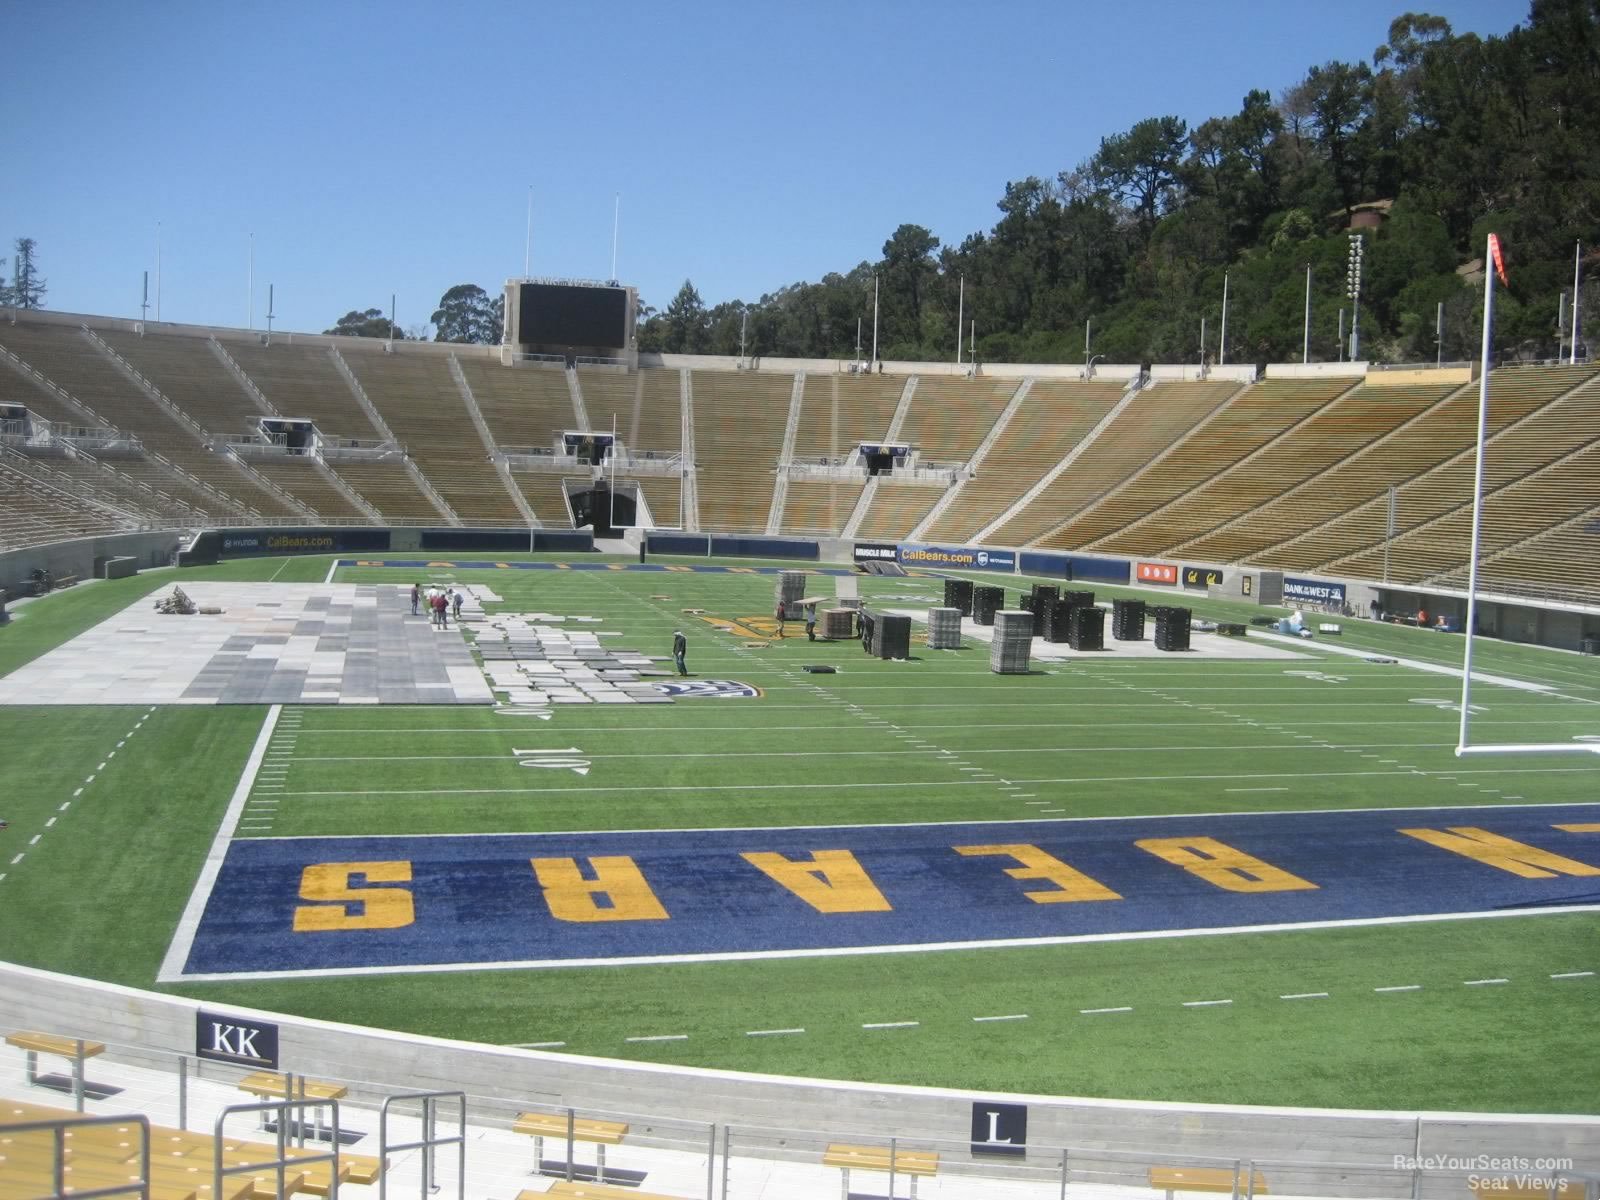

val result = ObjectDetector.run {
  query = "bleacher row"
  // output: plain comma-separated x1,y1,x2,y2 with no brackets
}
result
2,318,1597,602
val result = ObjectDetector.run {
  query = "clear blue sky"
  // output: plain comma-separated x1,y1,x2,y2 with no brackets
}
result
3,0,1525,335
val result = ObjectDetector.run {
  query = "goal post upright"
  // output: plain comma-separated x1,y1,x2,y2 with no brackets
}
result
1456,232,1600,759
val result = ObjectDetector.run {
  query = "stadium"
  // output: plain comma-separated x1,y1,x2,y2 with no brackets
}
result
4,3,1600,1199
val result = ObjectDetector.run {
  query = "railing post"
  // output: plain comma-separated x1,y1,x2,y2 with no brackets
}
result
1061,1148,1070,1199
889,1135,897,1199
565,1107,577,1182
178,1055,187,1129
706,1123,716,1200
720,1126,732,1200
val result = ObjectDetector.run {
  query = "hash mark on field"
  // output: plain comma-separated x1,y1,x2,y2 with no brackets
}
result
28,836,40,845
1183,999,1233,1008
973,1014,1028,1023
97,762,107,770
863,1021,919,1030
1080,1007,1132,1015
1226,787,1289,793
746,1028,806,1037
1280,992,1328,1000
58,802,70,812
9,855,22,866
625,1034,688,1043
1375,985,1421,993
1464,978,1508,986
1551,971,1595,979
44,818,54,828
72,789,82,798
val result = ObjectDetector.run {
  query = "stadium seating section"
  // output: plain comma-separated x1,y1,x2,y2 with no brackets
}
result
2,317,1597,602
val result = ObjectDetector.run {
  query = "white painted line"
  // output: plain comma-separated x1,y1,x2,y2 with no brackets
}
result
1464,978,1508,986
44,818,55,828
862,1021,919,1030
1551,971,1595,979
28,835,40,846
106,751,115,760
97,762,107,770
973,1014,1028,1023
625,1034,688,1043
9,855,22,866
1280,992,1328,1000
1080,1007,1132,1015
1183,999,1233,1008
157,705,282,984
1375,985,1421,993
85,774,95,783
58,802,70,812
116,741,125,749
746,1028,806,1037
72,789,82,798
1227,786,1289,793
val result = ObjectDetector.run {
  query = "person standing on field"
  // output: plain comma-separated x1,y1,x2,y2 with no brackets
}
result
673,630,688,676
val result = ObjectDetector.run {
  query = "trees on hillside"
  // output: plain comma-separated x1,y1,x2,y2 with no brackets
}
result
9,239,46,309
637,2,1599,365
324,309,405,339
430,284,503,344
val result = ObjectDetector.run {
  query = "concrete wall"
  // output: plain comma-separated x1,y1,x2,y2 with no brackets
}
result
1265,361,1370,378
0,962,1593,1180
0,531,181,599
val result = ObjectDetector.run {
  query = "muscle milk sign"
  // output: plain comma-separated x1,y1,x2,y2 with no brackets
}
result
196,1011,279,1069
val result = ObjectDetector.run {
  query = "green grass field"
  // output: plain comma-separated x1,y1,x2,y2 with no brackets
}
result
1,552,1596,1114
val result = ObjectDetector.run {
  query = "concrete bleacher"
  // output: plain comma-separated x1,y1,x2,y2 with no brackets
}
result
1059,376,1357,554
323,459,439,524
1167,381,1453,563
779,479,866,535
990,380,1238,547
221,339,384,438
457,358,574,449
1315,369,1600,581
97,331,266,436
0,322,293,520
630,475,681,528
853,483,947,540
246,458,369,521
690,370,791,533
791,373,902,461
1466,502,1600,601
896,376,1017,461
0,456,128,550
512,472,589,527
340,346,516,524
6,448,181,528
920,379,1124,542
1254,365,1599,574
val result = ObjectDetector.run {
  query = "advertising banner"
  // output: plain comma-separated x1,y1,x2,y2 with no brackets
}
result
1136,562,1178,584
898,544,1015,572
1183,566,1225,589
218,528,389,558
853,542,899,563
1284,576,1347,606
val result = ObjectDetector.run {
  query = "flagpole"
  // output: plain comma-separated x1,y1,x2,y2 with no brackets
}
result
1571,240,1582,364
1458,234,1499,754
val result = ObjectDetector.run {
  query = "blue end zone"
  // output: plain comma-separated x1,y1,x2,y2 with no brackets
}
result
176,804,1600,978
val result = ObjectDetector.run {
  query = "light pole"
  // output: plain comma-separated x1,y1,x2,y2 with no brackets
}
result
1218,271,1230,365
1346,232,1365,361
956,274,964,365
1302,264,1312,363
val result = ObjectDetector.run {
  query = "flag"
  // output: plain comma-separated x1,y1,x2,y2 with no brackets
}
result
1487,233,1509,287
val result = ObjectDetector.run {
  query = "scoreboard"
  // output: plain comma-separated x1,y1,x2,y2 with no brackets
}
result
505,280,634,352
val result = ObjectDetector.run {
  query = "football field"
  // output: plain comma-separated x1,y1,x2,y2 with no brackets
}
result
1,552,1597,1113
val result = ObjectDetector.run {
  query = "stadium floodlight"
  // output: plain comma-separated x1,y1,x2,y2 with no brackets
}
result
1457,232,1600,759
1571,240,1583,365
1346,234,1364,360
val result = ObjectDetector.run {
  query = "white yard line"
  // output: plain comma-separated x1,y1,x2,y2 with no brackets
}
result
157,705,281,983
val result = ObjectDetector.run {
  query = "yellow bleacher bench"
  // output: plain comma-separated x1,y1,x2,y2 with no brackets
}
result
823,1142,939,1200
5,1031,107,1110
532,1182,692,1200
512,1110,628,1184
235,1071,351,1147
1150,1165,1269,1199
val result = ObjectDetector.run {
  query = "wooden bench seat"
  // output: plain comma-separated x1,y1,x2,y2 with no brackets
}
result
823,1142,939,1199
1150,1166,1269,1199
5,1032,107,1109
513,1110,628,1184
533,1181,692,1199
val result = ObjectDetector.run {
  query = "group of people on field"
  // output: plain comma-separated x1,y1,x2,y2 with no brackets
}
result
410,582,462,627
